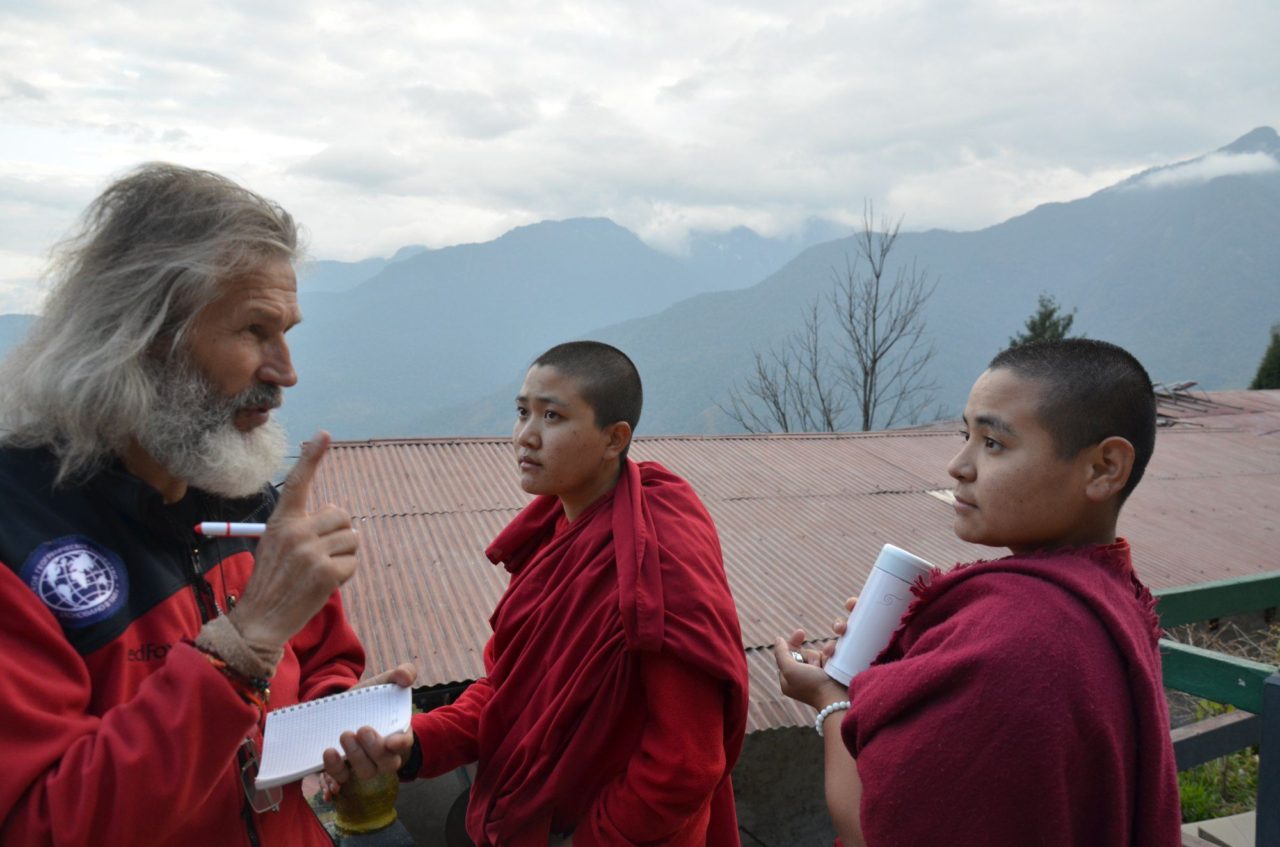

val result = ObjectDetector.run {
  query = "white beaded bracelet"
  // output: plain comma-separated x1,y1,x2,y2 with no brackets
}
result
815,700,851,736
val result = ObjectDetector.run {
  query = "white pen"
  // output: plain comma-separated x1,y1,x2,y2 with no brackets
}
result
194,522,267,538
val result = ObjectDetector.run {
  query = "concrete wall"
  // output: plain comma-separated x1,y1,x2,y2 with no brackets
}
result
732,727,836,847
395,767,472,846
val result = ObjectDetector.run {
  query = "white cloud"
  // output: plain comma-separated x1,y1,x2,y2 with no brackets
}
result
0,273,46,315
887,151,1140,231
0,74,45,101
1136,152,1280,189
290,145,416,191
0,0,1278,312
401,85,538,140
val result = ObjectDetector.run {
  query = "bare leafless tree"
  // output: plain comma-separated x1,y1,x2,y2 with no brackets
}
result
719,350,796,434
720,202,937,432
831,204,938,430
719,302,849,432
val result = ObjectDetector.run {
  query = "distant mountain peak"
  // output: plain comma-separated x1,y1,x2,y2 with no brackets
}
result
495,217,638,249
389,244,429,263
1219,126,1279,156
1100,125,1280,194
507,217,626,235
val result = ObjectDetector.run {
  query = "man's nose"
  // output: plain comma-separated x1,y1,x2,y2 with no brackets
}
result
259,340,297,388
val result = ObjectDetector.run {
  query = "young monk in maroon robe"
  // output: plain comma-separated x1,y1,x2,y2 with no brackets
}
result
774,339,1181,846
393,341,748,845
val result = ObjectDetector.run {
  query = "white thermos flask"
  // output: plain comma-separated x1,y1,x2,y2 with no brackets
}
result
825,543,935,686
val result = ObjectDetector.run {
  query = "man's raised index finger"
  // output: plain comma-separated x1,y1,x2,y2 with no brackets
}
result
275,431,331,515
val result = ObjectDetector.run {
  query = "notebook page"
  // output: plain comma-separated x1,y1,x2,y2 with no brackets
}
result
256,683,412,790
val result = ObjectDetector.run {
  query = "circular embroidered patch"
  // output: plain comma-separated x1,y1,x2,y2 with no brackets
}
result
21,536,128,628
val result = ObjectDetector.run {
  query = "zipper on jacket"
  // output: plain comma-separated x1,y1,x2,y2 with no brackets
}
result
190,539,262,847
189,544,217,623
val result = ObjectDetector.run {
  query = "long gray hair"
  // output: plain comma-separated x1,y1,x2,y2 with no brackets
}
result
0,163,299,485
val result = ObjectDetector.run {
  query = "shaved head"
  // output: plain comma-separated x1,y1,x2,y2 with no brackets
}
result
989,338,1155,502
532,340,643,434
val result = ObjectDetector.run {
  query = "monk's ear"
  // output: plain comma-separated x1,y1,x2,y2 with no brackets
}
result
1084,436,1135,503
603,421,632,461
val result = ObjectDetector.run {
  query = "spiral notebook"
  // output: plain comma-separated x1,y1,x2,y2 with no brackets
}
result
255,683,413,790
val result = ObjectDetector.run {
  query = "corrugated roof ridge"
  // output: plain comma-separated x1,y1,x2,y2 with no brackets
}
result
720,486,945,504
329,429,962,449
1147,469,1280,482
334,436,510,446
742,637,836,656
350,506,521,520
1160,421,1274,432
639,430,958,442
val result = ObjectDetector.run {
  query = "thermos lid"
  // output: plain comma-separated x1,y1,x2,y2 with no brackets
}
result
874,543,935,583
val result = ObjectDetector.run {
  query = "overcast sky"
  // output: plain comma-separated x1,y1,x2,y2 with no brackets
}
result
2,0,1277,313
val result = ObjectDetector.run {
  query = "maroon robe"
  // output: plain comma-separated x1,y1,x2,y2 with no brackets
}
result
420,459,749,846
843,541,1181,846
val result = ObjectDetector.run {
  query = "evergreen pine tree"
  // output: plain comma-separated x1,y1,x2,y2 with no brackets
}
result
1250,324,1280,389
1009,293,1078,347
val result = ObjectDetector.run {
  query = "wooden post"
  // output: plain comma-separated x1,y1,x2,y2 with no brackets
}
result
1171,710,1261,771
1259,674,1280,847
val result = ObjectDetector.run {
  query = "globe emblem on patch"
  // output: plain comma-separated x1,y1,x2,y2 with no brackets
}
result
23,537,127,627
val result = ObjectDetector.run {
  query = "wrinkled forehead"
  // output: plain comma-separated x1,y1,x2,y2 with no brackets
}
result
206,258,300,318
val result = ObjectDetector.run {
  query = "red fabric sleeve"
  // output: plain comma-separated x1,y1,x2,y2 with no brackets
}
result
0,568,260,845
411,677,495,778
288,589,364,700
411,637,500,779
575,651,727,847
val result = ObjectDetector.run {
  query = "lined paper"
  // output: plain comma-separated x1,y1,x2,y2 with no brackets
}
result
256,683,412,789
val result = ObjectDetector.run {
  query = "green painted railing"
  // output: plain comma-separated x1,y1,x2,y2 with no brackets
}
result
1154,571,1280,846
1156,571,1280,629
1155,572,1280,714
1159,640,1276,715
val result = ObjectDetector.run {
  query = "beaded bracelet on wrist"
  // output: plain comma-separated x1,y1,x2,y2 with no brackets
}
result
185,638,272,713
814,700,851,737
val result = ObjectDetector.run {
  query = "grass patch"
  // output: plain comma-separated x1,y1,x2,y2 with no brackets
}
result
1177,701,1259,823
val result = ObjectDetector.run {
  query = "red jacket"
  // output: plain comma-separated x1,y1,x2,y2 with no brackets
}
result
0,447,365,845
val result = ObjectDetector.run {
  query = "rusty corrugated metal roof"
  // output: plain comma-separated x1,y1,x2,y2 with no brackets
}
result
313,390,1280,733
1155,388,1280,432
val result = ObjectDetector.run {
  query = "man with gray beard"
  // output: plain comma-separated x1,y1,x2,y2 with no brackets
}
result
140,351,292,499
0,164,414,846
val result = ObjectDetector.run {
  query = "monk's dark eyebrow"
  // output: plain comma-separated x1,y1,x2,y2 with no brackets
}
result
973,414,1015,436
515,394,565,406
